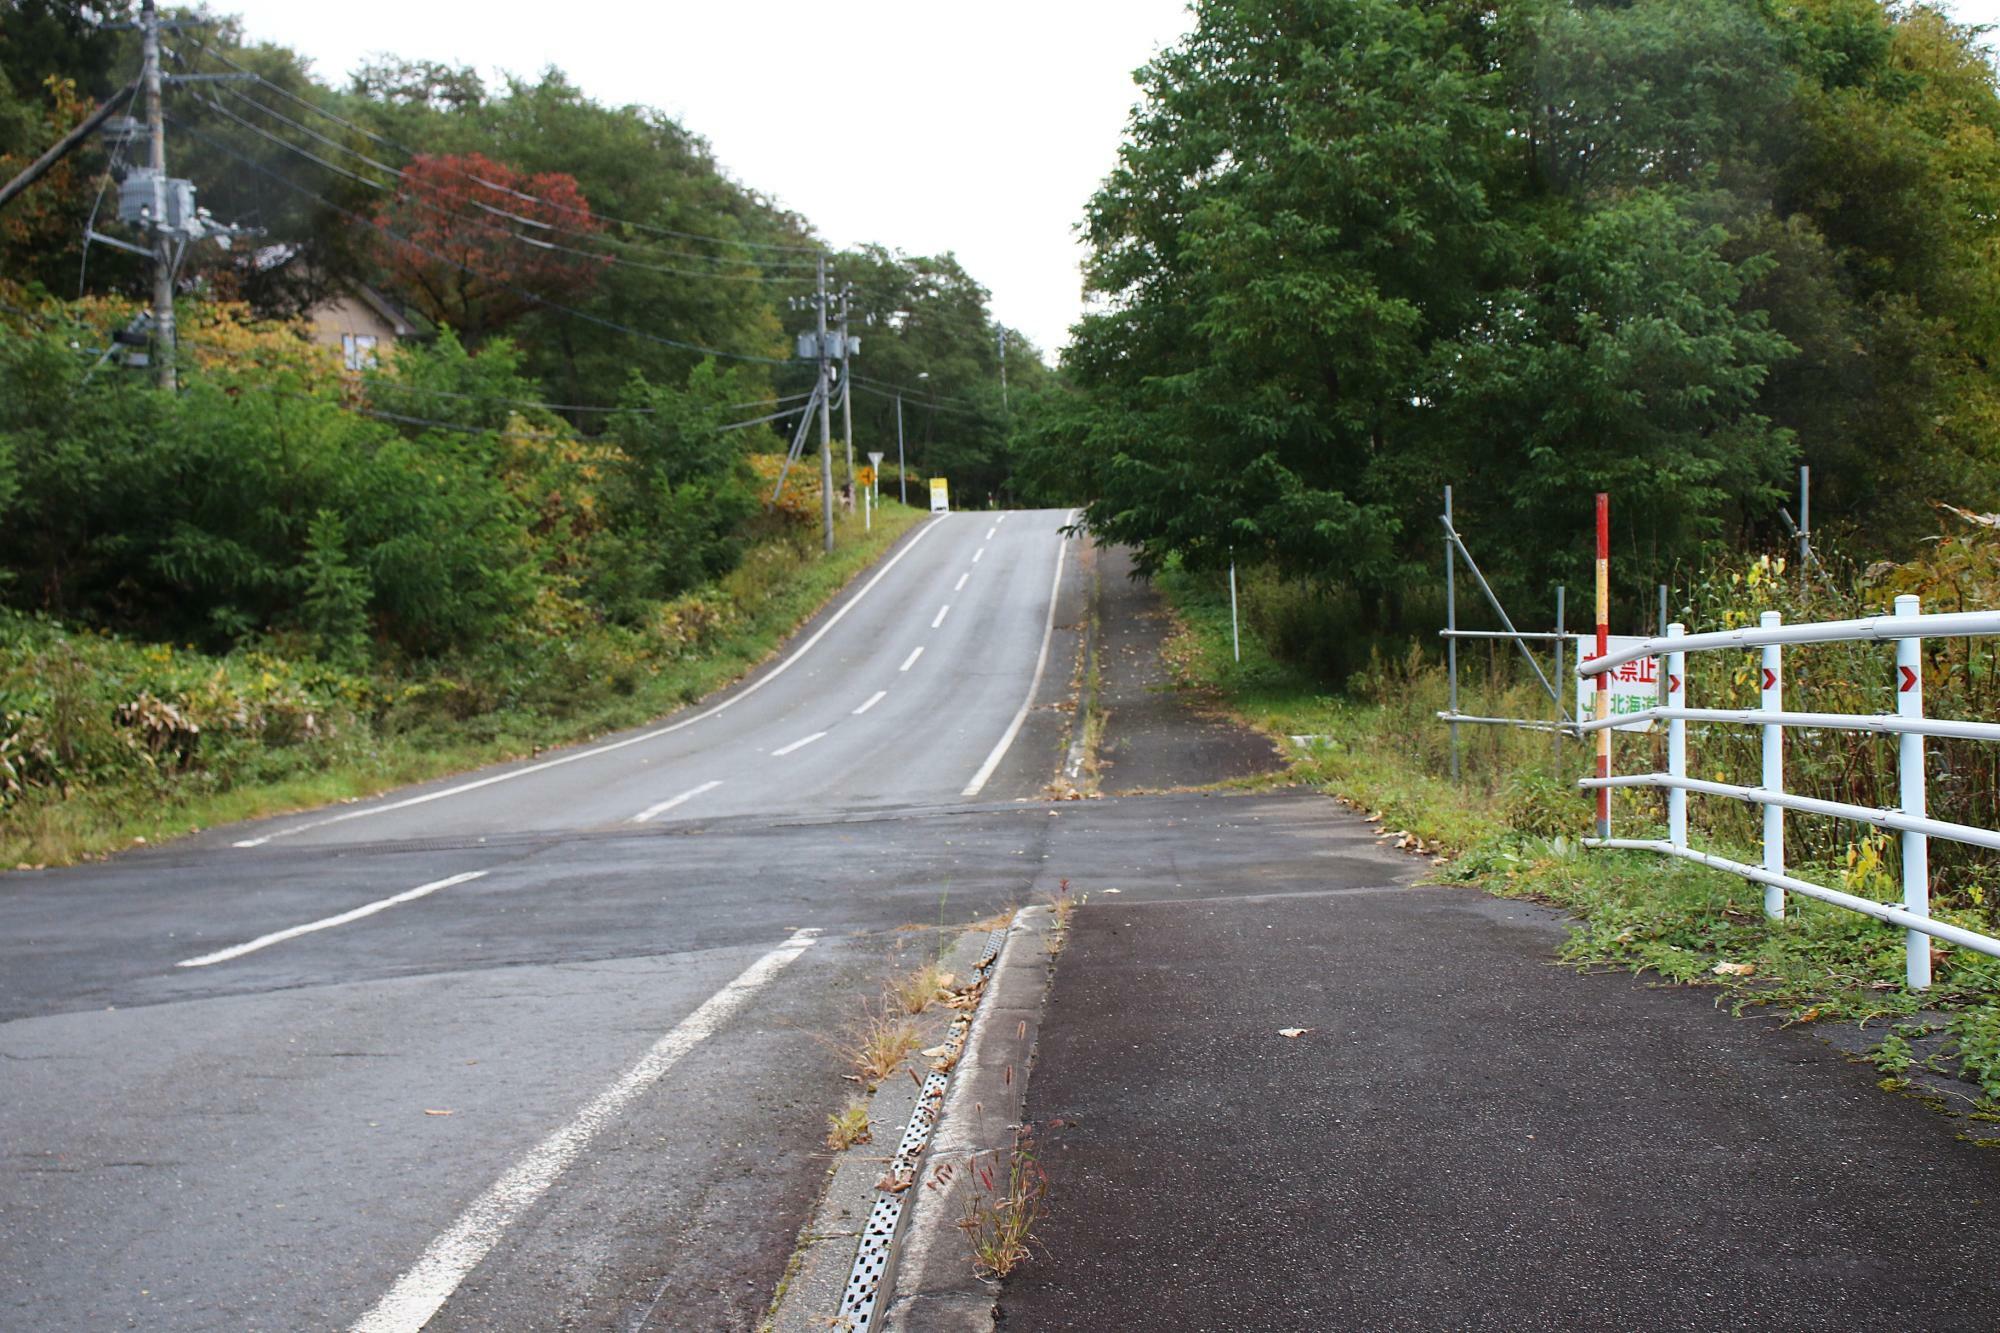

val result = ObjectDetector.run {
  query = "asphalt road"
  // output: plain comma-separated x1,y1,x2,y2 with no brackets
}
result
1005,868,2000,1331
0,508,1088,1332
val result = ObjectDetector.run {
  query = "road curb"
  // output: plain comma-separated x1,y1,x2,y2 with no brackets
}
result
763,917,1018,1333
880,904,1055,1332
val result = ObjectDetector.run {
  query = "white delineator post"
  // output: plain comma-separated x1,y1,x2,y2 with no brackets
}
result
1666,622,1687,850
1760,610,1785,919
1896,594,1931,989
1229,558,1240,663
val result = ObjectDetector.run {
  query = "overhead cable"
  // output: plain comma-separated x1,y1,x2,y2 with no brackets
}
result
181,38,826,256
195,79,822,272
166,115,793,367
181,91,813,285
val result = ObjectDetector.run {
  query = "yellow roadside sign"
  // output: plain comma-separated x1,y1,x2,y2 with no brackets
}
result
929,478,950,513
858,466,875,487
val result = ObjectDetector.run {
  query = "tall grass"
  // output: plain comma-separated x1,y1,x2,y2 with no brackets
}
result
0,503,928,867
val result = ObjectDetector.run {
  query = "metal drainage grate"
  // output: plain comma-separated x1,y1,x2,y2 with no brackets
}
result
835,923,1009,1331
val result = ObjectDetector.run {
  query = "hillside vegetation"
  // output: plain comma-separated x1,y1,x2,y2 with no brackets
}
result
0,5,1044,862
1025,0,2000,633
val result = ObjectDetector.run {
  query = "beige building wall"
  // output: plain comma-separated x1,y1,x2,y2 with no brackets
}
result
305,293,405,370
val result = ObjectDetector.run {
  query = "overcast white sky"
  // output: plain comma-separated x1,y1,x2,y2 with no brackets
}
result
206,1,2000,362
207,1,1197,361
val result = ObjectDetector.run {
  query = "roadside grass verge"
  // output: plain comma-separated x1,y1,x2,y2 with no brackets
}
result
0,504,927,868
1153,564,2000,1113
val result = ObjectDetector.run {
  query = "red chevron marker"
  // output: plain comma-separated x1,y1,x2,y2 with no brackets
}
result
1762,667,1778,691
1669,673,1682,694
1900,665,1919,692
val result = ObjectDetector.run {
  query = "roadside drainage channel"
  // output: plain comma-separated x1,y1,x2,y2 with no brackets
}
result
833,921,1010,1331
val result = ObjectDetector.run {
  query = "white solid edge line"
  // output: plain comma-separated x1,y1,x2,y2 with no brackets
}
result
349,929,820,1333
853,690,888,716
899,646,924,672
954,572,969,592
771,731,828,757
962,512,1076,797
176,871,488,968
932,604,950,629
971,547,985,563
232,518,951,847
630,779,724,824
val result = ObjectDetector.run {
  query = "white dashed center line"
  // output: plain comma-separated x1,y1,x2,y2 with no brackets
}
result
955,572,969,592
972,548,985,563
900,646,925,672
853,690,887,715
986,527,996,540
771,732,827,757
176,871,489,968
932,604,951,629
631,779,723,823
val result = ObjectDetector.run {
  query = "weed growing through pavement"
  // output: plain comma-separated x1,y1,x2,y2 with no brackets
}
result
1048,878,1077,930
825,1098,872,1151
953,1135,1050,1279
1045,878,1084,957
889,961,955,1015
840,998,922,1087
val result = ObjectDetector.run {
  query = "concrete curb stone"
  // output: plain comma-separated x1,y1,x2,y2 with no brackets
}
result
881,905,1057,1333
764,924,995,1333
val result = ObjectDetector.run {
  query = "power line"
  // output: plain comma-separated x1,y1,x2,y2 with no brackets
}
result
184,76,823,274
173,326,809,420
178,89,815,286
850,377,982,414
166,352,814,439
180,37,826,257
167,114,794,367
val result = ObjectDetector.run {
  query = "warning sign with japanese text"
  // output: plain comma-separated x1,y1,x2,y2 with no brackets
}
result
1575,635,1659,733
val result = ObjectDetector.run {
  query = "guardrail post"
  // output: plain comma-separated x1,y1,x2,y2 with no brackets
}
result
1667,622,1686,850
1445,486,1460,782
1553,585,1566,761
1760,610,1785,919
1896,594,1931,989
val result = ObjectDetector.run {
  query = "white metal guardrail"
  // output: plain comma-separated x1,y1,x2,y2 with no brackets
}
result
1575,595,2000,989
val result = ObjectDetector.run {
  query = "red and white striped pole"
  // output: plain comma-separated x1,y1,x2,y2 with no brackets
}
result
1595,493,1611,840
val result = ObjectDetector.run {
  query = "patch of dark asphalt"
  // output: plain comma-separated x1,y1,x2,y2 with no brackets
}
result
1089,547,1284,795
1003,874,2000,1331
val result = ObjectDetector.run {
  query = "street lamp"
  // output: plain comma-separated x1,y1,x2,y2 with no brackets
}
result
905,372,930,507
916,371,934,494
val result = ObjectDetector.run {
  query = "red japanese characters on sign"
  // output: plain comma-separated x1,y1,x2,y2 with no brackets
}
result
1576,635,1660,733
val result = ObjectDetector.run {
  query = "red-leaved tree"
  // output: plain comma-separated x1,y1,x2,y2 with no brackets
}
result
372,151,608,339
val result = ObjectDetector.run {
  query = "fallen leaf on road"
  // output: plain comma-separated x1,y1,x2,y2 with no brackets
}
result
1711,961,1755,977
1277,1028,1310,1038
423,1109,454,1116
